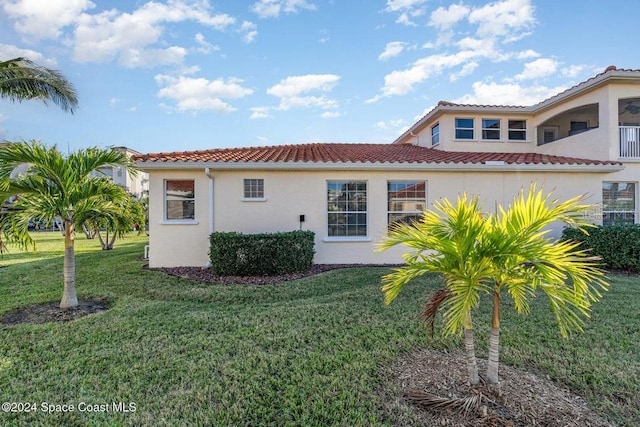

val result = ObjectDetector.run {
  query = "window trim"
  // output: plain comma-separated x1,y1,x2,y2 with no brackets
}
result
455,117,475,140
431,123,440,146
481,118,501,141
387,180,427,229
326,180,368,239
243,178,265,200
602,181,637,226
507,119,527,142
164,179,196,222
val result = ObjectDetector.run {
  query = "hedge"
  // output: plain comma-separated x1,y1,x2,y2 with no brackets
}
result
562,224,640,271
209,230,315,276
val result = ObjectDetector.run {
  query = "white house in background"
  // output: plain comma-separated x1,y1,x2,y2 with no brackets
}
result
135,66,640,268
95,146,149,198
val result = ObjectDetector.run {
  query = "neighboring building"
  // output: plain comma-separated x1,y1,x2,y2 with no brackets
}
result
95,146,149,198
135,66,640,268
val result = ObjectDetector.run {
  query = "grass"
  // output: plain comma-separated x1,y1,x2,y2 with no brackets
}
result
0,232,638,426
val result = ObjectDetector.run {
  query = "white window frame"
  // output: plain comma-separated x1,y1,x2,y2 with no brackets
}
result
242,178,266,202
481,118,501,141
455,118,475,140
602,182,637,226
431,123,440,146
508,119,527,142
325,180,368,240
163,179,197,223
387,181,427,229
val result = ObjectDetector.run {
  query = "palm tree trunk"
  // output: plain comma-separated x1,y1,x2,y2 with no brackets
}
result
486,289,501,384
60,220,78,309
464,314,480,385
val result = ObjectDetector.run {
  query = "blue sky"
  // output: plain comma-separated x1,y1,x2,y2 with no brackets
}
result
0,0,638,154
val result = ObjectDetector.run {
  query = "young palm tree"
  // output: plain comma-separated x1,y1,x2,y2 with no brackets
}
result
378,185,609,386
79,195,146,250
378,194,495,385
0,141,136,308
483,186,608,383
0,57,78,113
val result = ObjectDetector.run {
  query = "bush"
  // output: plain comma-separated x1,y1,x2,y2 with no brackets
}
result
209,230,315,276
562,224,640,271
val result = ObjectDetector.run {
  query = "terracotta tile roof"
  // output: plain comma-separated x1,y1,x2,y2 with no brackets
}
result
133,143,620,167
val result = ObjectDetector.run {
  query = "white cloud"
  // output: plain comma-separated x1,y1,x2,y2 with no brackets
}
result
239,21,258,43
2,0,94,40
367,50,479,103
371,0,538,102
385,0,427,26
449,61,479,82
267,74,340,111
385,0,427,12
429,4,470,31
250,106,273,119
468,0,536,40
378,42,406,61
375,119,407,130
251,0,316,19
561,64,586,78
0,44,57,67
194,33,219,54
73,1,235,67
515,58,558,80
454,80,567,105
321,111,341,118
109,97,123,106
155,74,253,113
516,49,540,59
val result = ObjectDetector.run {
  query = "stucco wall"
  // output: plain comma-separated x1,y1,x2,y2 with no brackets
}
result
146,168,610,268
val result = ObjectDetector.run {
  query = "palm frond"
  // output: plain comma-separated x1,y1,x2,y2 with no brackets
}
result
0,57,78,113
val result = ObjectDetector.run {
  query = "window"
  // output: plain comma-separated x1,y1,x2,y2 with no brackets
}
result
482,119,500,140
165,180,195,220
508,120,526,141
455,118,474,139
243,179,264,199
388,181,426,228
431,123,440,146
327,181,367,237
603,182,636,225
542,126,558,144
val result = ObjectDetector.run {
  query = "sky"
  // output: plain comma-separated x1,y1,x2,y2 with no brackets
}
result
0,0,638,155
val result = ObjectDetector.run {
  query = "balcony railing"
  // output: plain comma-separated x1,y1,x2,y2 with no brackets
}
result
619,126,640,158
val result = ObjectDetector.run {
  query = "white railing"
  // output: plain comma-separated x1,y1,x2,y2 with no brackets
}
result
619,126,640,158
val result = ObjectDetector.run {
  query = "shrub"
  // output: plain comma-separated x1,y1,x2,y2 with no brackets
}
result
562,224,640,271
209,230,315,276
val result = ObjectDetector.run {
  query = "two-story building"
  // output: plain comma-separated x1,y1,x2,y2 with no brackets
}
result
135,66,639,268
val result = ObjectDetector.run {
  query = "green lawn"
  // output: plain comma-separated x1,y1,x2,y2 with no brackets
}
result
0,232,638,426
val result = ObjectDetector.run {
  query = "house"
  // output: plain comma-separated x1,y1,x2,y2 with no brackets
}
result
93,146,149,198
135,66,640,268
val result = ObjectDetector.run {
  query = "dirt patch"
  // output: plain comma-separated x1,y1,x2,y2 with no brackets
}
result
151,264,396,285
381,348,615,427
1,297,110,326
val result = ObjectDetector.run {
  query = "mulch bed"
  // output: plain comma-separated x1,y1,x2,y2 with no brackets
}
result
0,297,110,325
381,348,616,426
150,264,397,285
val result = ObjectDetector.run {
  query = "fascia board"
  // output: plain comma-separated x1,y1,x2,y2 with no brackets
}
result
136,160,623,173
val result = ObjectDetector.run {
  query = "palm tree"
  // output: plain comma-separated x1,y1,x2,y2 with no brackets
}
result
378,194,495,385
378,185,609,386
0,141,137,309
0,57,78,113
483,185,608,383
80,195,146,250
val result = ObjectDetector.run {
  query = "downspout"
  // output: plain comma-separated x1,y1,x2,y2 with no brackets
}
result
204,167,214,268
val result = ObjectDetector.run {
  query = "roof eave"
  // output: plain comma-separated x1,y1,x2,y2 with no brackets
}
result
136,160,623,173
